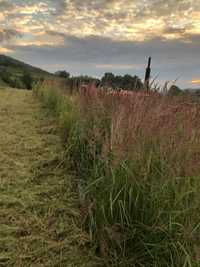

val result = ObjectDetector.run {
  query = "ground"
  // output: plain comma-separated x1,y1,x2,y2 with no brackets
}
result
0,88,95,267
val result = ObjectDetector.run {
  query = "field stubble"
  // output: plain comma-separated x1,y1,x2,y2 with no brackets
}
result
0,88,96,267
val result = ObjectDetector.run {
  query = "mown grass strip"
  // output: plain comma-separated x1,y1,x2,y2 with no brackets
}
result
0,88,96,267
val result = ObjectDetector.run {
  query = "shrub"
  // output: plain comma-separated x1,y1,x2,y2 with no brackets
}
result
55,70,70,79
167,85,183,96
22,71,33,90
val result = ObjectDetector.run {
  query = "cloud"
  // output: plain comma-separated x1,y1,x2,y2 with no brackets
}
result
0,46,13,53
51,0,67,16
16,3,49,15
45,0,200,42
0,0,13,11
95,63,142,70
191,80,200,85
0,29,22,43
14,31,65,47
0,0,200,48
0,0,199,88
9,34,199,88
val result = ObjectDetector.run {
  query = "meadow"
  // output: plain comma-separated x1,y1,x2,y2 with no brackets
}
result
34,80,200,267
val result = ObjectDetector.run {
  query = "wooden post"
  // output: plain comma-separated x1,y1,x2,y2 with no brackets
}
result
70,78,73,94
144,57,151,91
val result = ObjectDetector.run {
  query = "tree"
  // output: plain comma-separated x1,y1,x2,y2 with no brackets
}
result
55,70,70,79
22,72,33,90
167,85,182,96
1,69,11,84
101,73,143,91
101,73,115,87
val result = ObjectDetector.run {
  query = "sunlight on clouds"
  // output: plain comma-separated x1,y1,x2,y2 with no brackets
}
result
16,3,49,15
0,13,4,22
184,11,200,35
124,18,165,41
191,80,200,85
0,47,13,53
1,0,200,47
45,0,200,42
14,32,65,47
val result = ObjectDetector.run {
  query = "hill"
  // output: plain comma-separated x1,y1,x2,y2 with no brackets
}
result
0,55,53,89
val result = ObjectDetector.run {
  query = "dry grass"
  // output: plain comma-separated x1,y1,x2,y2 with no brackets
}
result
0,88,97,267
34,81,200,266
79,89,200,177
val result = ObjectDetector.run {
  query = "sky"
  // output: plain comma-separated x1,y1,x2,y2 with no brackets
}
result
0,0,200,88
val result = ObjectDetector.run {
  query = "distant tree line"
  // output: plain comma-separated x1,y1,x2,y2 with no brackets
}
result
1,65,188,96
55,70,144,91
55,70,191,96
101,72,143,90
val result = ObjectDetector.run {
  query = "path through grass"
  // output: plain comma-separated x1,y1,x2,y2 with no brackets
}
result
0,88,95,267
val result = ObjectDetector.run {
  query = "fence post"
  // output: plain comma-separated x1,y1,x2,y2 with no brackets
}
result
144,57,151,91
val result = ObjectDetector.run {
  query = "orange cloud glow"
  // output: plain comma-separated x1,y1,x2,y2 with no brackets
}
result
1,0,200,47
191,80,200,84
0,47,13,53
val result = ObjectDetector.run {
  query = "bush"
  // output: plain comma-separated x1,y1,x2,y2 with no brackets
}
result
167,85,183,96
55,70,70,79
22,71,33,90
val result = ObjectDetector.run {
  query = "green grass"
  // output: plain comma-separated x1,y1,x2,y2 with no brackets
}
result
34,81,200,266
0,88,97,266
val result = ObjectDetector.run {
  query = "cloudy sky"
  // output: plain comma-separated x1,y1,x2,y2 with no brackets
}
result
0,0,200,88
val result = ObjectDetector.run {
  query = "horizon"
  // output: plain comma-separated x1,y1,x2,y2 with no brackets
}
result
0,0,200,88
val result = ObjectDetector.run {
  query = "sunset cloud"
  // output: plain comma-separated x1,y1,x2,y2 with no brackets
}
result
0,46,13,53
0,0,199,88
191,80,200,85
0,28,22,43
1,0,200,47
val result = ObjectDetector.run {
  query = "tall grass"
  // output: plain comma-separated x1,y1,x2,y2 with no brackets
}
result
34,80,200,266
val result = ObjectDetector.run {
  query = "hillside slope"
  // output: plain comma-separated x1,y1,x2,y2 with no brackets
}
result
0,55,53,88
0,88,96,266
0,55,52,77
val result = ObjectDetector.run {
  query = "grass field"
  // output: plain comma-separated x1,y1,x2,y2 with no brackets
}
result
0,88,96,266
2,83,200,266
33,81,200,266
